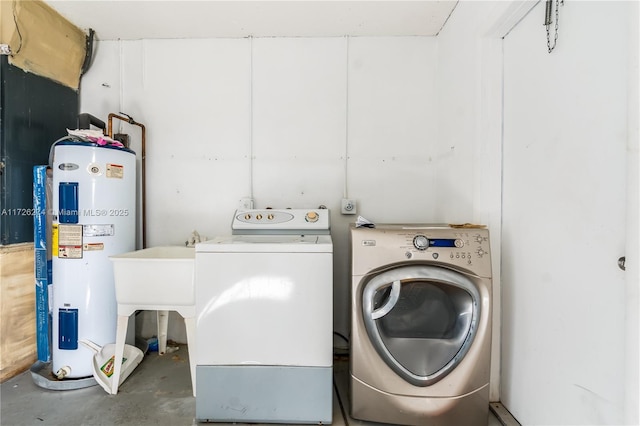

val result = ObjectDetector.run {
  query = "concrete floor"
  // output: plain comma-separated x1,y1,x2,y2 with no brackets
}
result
1,346,504,426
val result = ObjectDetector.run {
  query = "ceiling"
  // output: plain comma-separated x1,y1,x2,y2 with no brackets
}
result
44,1,458,40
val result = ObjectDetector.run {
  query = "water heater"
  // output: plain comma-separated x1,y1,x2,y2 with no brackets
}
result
52,140,136,379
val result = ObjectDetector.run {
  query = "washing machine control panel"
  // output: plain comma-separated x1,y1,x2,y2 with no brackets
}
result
232,209,330,234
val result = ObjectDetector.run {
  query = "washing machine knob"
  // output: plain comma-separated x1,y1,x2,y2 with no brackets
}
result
305,211,319,223
413,235,429,251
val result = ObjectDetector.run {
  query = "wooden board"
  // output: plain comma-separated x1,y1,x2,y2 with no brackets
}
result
0,244,37,382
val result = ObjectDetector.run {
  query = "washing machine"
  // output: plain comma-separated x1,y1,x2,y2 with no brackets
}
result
195,209,333,424
350,224,492,426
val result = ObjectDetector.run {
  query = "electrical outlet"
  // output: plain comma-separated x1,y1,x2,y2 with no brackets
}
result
341,198,357,215
239,197,254,210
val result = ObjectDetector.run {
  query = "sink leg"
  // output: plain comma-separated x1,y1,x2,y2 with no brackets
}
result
112,315,129,394
157,310,169,355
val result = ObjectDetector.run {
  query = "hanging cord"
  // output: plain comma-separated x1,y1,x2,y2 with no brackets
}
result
344,36,350,199
545,0,564,53
11,0,23,55
249,35,254,200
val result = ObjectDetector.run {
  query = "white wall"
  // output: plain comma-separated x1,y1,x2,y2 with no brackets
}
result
80,35,449,346
437,1,639,422
500,1,636,424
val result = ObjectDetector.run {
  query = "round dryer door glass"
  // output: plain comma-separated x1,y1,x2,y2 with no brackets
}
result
361,265,481,387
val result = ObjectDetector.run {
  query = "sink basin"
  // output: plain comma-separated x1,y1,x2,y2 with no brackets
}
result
110,246,195,307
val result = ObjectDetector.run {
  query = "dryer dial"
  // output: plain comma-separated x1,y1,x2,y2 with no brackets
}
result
413,235,429,251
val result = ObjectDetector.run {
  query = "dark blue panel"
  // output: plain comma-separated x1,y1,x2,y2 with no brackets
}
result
58,182,79,224
58,309,78,350
429,239,456,248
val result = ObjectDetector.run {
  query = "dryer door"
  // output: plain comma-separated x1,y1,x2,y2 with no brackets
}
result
362,265,480,387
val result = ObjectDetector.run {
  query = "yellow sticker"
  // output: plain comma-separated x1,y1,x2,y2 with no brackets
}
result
100,355,128,378
100,355,115,377
52,224,59,257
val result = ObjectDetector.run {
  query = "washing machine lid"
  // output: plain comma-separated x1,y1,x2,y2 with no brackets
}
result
361,264,480,387
196,234,333,253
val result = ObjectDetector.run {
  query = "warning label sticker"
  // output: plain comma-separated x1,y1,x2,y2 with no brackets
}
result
84,243,104,251
58,224,83,259
106,163,124,179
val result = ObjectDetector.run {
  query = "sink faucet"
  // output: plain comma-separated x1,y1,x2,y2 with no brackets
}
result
186,230,201,246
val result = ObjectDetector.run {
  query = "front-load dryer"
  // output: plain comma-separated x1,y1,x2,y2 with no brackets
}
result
350,224,492,426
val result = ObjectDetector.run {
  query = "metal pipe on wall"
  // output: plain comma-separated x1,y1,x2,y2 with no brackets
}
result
107,113,146,248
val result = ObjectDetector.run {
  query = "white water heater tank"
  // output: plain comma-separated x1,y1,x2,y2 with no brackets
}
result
52,140,136,379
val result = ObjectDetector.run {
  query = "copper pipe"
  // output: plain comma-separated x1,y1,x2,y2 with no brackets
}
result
108,113,147,249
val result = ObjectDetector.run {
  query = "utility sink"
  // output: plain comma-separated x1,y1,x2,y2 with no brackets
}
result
110,246,195,307
110,246,197,397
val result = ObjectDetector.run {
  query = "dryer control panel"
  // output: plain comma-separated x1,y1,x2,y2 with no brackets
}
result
404,229,490,267
412,236,465,250
351,224,491,278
